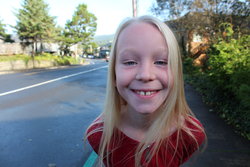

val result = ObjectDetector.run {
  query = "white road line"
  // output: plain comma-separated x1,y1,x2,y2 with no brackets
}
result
0,65,107,97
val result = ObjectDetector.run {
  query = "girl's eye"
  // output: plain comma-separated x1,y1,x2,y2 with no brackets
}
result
124,61,137,66
155,60,168,66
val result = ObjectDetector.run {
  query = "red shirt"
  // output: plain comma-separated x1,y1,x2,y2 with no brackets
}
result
87,116,205,167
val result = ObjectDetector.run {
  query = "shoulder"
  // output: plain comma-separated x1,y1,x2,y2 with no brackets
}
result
184,115,205,144
172,115,205,145
86,118,104,153
178,115,206,163
186,115,203,127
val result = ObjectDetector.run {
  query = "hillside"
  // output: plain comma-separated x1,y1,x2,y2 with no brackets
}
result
93,34,114,46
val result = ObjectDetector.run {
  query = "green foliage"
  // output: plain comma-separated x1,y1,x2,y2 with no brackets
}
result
0,54,80,66
183,57,200,74
34,53,79,65
184,25,250,139
0,54,30,62
209,32,250,110
152,0,250,44
0,19,7,38
15,0,57,55
0,19,14,43
152,0,250,19
59,3,97,56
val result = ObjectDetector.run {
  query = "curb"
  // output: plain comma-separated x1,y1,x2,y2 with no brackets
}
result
0,61,91,75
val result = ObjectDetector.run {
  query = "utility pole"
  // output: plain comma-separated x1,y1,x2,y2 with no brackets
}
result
132,0,137,17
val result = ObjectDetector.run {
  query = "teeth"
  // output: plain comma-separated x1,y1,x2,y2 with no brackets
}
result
136,91,156,96
139,91,145,96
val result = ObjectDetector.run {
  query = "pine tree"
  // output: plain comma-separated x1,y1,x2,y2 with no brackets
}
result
15,0,56,55
0,19,14,43
59,3,97,56
0,19,7,39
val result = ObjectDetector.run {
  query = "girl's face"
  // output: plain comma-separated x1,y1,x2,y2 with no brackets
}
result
115,22,170,115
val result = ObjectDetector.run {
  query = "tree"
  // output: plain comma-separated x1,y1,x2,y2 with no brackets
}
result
151,0,249,57
151,0,192,20
15,0,57,56
152,0,250,18
0,19,14,43
151,0,250,36
59,3,97,56
0,19,7,40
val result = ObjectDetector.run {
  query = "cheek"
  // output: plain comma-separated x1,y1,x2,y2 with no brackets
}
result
159,69,169,86
115,68,124,89
167,71,174,88
163,73,169,86
115,73,129,88
115,66,134,87
159,69,173,89
115,74,129,102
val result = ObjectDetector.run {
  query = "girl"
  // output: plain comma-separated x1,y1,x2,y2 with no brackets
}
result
85,15,206,167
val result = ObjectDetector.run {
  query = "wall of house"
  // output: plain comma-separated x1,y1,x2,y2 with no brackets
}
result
0,42,31,55
0,42,71,55
188,30,210,66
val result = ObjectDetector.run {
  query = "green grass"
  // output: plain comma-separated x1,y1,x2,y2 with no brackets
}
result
0,53,82,65
0,54,30,62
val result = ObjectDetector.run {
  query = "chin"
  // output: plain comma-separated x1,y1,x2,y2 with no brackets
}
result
134,107,159,115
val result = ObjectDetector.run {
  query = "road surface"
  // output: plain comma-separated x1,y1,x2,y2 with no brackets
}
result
0,60,107,167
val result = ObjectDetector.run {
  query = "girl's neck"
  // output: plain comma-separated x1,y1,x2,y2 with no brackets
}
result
119,105,158,141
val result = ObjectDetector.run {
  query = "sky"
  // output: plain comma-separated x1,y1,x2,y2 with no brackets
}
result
0,0,156,36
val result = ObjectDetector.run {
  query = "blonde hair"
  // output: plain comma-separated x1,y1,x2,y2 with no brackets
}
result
87,15,205,167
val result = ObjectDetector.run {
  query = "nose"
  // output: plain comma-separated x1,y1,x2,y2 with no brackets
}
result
135,62,156,82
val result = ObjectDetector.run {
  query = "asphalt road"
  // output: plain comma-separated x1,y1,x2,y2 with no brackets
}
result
0,60,108,167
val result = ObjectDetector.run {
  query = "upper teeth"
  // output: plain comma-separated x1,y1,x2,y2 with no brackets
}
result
136,91,156,96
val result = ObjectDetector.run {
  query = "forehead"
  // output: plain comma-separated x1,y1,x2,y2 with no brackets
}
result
118,22,162,42
116,22,168,54
122,21,158,34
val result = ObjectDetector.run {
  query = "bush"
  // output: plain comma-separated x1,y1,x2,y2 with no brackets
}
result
0,54,30,62
184,26,250,139
0,53,83,68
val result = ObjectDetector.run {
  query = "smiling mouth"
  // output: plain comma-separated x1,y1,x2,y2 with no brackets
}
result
132,90,159,96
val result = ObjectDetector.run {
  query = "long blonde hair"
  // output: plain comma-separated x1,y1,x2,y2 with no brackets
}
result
87,15,205,167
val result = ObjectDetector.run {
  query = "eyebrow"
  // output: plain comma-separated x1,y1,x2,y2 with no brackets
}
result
117,48,136,56
117,47,168,56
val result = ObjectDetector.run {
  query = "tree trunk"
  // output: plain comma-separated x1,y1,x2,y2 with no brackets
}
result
31,42,35,57
35,41,38,54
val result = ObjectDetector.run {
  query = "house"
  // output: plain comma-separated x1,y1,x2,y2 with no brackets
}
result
166,12,249,67
0,34,68,56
